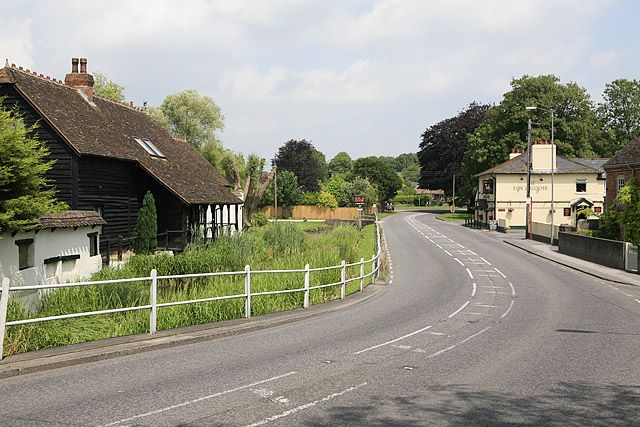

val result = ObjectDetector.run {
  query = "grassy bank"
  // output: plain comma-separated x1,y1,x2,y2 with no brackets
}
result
4,222,377,356
436,212,472,222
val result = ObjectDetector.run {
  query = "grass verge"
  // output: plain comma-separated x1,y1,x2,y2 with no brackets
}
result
4,222,377,356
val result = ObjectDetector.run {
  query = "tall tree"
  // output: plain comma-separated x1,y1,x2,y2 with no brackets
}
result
133,191,157,254
275,139,327,192
93,72,125,102
0,103,66,233
260,170,302,209
598,78,640,155
352,156,402,203
418,103,489,193
460,75,607,204
242,155,275,228
328,151,353,176
151,89,224,149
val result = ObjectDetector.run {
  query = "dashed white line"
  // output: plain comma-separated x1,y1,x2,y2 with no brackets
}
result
454,258,464,266
465,268,474,279
353,325,433,354
471,282,476,297
499,300,515,319
427,327,491,358
448,300,470,318
443,249,452,256
480,257,491,265
493,268,507,279
101,372,298,427
246,383,368,427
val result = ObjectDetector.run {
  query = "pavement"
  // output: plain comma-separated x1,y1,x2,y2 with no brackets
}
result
497,232,640,287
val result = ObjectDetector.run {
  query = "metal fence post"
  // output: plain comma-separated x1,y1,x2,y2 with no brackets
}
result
341,260,346,300
245,265,251,318
371,254,376,282
304,264,310,309
0,278,10,361
360,258,365,291
150,269,157,335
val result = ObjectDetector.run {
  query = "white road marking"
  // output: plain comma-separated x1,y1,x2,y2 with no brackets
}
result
448,300,470,318
246,383,368,427
493,268,507,279
508,282,516,296
457,243,465,248
482,291,511,295
471,282,476,297
465,268,474,279
443,249,452,256
454,258,464,266
101,372,298,427
635,299,640,304
427,332,445,336
427,327,491,358
354,325,433,354
499,300,515,319
480,257,491,265
465,312,488,315
473,304,504,308
390,344,412,350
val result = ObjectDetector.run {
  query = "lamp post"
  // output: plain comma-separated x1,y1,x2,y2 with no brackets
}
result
526,106,555,244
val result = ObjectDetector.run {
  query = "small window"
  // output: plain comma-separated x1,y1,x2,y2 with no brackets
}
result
88,232,99,257
576,179,587,193
133,137,165,158
617,175,625,195
16,238,34,270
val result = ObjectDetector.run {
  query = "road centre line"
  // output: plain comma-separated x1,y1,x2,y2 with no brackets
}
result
472,282,476,297
448,300,470,318
635,299,640,304
465,268,474,279
443,249,452,256
246,383,368,427
480,257,491,265
101,372,298,427
353,325,433,354
427,327,491,358
454,258,464,266
508,282,516,296
493,268,507,279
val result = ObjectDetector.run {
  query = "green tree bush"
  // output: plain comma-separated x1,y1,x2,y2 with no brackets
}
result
317,191,338,208
0,102,66,233
93,72,125,102
133,191,157,254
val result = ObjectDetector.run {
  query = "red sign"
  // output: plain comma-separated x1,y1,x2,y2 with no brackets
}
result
594,206,602,213
354,195,365,204
563,208,571,217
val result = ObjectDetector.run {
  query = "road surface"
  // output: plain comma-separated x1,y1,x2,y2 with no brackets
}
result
1,212,639,426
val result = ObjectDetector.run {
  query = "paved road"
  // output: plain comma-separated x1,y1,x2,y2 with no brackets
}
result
1,212,639,426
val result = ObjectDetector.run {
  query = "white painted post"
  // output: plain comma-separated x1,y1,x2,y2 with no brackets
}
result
245,265,251,318
341,260,346,300
360,258,365,291
303,264,310,309
0,278,10,361
372,255,377,281
149,269,157,335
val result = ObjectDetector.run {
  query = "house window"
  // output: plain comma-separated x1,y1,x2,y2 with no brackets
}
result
133,137,165,158
576,179,587,193
88,232,99,257
617,175,625,195
16,238,34,270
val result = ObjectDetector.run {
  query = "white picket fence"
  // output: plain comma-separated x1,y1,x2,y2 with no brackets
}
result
0,222,383,360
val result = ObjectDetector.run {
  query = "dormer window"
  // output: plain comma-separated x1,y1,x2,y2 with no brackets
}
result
134,137,165,158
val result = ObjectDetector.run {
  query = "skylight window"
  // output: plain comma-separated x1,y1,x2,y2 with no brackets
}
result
133,137,165,158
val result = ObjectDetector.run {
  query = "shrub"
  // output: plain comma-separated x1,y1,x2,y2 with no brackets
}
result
251,212,268,227
317,191,338,208
300,191,319,205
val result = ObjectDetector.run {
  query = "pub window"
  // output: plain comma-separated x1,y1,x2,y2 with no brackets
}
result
576,179,587,193
617,175,625,195
88,232,98,257
482,179,494,195
16,238,34,270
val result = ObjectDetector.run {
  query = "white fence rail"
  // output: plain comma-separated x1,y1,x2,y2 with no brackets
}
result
0,221,383,360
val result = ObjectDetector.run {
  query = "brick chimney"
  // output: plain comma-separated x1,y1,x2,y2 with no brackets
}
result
64,57,95,102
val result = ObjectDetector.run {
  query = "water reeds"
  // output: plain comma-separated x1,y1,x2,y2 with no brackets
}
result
4,223,376,356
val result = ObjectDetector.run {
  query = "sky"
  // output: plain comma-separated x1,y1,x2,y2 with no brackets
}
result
1,0,639,162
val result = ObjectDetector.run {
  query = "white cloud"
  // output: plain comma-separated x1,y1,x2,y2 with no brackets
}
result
0,18,34,68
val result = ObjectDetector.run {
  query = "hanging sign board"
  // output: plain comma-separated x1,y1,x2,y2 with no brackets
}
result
354,195,366,205
563,208,571,217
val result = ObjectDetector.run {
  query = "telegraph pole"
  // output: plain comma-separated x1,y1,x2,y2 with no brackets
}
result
526,118,532,239
272,160,278,222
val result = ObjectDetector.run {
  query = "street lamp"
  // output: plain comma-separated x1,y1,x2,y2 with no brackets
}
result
526,106,555,245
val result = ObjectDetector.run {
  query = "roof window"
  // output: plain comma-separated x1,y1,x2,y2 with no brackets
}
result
134,137,165,158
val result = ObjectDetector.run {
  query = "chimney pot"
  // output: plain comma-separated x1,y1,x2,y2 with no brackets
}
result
79,58,87,74
72,58,79,73
65,57,95,102
11,63,15,67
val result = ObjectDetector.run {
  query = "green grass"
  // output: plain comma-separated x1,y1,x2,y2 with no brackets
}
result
436,212,472,222
4,222,378,356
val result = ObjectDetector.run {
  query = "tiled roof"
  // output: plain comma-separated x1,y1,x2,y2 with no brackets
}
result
38,210,106,229
0,65,242,205
604,135,640,169
476,152,605,177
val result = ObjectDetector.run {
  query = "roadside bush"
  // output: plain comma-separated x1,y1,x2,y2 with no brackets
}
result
251,212,268,227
